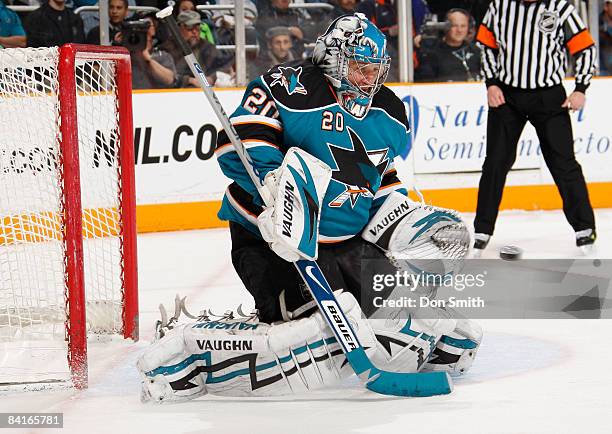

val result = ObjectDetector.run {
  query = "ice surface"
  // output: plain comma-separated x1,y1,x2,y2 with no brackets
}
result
2,209,611,434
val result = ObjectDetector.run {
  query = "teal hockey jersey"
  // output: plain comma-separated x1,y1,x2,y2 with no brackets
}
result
216,60,409,243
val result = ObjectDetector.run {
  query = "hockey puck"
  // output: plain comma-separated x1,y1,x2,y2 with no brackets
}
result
499,245,522,260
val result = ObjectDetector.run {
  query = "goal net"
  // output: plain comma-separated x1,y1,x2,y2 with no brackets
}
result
0,45,138,389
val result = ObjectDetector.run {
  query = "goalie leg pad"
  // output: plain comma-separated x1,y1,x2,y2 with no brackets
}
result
422,316,483,376
137,327,208,403
368,307,457,374
137,292,375,400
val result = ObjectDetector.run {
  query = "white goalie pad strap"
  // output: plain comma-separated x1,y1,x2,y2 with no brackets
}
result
258,147,332,261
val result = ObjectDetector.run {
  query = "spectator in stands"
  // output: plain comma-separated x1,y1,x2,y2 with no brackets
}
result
255,0,310,56
172,0,216,45
427,0,489,30
173,0,197,15
72,0,99,35
124,13,177,89
601,0,612,75
162,10,224,87
356,0,430,81
24,0,85,47
86,0,129,45
209,0,258,60
329,0,358,19
356,0,399,47
0,0,26,48
249,26,295,79
357,0,430,46
73,0,136,38
416,8,480,82
211,0,258,31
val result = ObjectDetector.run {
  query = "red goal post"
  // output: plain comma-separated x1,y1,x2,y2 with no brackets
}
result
0,44,138,389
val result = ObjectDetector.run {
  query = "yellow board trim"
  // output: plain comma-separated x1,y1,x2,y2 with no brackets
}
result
135,182,612,233
136,201,228,233
3,182,610,239
0,208,121,245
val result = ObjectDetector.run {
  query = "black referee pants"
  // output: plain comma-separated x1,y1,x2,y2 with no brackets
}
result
475,84,595,235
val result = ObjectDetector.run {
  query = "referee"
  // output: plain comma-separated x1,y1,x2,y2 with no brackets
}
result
473,0,597,253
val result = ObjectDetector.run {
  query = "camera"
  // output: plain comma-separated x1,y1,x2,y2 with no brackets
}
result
419,15,451,49
121,19,151,52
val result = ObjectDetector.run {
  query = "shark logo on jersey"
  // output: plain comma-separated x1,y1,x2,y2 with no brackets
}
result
327,127,389,208
329,184,372,208
538,11,559,34
270,66,308,96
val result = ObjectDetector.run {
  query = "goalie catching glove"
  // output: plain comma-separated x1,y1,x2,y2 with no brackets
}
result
362,192,470,277
257,148,332,262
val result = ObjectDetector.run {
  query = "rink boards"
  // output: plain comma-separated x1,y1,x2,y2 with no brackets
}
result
128,78,612,232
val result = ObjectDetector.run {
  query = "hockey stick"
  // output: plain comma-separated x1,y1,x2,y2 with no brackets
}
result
156,6,452,397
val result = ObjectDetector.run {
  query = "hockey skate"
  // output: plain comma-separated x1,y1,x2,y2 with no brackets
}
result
471,233,490,258
576,229,596,255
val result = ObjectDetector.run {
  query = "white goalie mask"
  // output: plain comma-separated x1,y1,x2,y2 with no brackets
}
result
312,13,391,118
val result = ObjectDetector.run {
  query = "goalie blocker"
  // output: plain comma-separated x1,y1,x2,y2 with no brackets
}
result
257,147,332,262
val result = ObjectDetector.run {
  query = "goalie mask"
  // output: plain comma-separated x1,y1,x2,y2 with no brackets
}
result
312,13,390,118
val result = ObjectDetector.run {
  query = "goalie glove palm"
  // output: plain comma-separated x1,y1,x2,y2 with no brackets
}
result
257,148,331,262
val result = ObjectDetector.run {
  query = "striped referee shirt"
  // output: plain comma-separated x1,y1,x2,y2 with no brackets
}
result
476,0,597,92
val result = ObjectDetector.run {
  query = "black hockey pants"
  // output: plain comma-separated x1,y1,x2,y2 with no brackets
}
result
229,221,396,324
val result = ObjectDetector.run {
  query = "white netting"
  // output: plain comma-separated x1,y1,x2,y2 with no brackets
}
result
0,47,127,384
75,57,124,335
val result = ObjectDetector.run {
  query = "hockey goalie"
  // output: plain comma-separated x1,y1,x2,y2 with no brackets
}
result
137,13,482,402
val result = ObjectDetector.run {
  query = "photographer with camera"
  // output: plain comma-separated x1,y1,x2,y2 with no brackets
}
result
161,10,225,87
416,9,481,82
86,0,129,45
118,12,177,89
